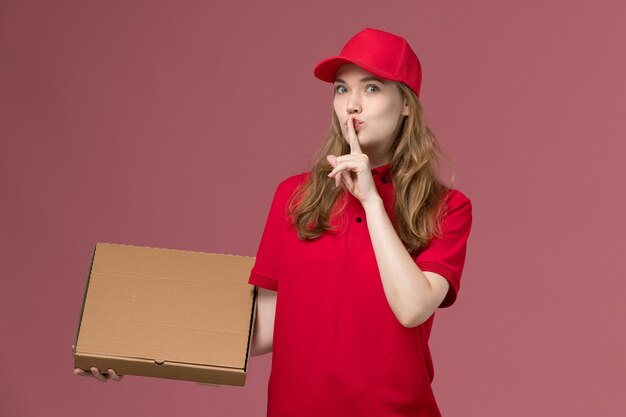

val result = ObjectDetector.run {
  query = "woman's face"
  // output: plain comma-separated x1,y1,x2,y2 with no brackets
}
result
333,63,409,159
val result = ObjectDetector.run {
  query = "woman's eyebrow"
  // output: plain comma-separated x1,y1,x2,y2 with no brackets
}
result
334,76,387,85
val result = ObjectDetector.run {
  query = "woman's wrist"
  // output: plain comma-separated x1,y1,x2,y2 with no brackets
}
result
362,194,384,212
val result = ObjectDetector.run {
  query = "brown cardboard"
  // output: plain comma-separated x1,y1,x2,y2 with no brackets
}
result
73,242,257,386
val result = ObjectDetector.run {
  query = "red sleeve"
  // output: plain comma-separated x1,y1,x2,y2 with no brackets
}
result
248,182,289,292
414,189,473,308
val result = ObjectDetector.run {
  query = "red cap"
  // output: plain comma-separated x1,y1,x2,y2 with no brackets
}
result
313,28,422,97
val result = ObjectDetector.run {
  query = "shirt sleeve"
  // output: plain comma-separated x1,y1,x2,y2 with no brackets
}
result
248,182,288,292
414,190,473,308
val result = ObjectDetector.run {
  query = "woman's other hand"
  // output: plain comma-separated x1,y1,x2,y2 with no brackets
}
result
72,344,123,382
74,366,123,382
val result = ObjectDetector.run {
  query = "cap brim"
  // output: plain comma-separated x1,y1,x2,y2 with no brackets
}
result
313,55,401,84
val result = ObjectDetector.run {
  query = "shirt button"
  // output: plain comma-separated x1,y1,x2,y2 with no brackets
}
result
356,217,362,223
381,176,387,183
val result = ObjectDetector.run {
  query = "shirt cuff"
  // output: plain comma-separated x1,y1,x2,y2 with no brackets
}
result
416,261,458,308
248,271,279,291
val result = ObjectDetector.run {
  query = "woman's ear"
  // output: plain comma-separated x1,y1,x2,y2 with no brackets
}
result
402,100,410,116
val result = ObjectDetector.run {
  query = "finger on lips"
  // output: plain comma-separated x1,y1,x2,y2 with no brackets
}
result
347,115,362,154
328,116,363,188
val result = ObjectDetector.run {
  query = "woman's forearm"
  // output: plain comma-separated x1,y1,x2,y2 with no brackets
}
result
363,196,433,327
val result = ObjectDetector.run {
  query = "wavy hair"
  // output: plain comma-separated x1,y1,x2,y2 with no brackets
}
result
287,82,455,256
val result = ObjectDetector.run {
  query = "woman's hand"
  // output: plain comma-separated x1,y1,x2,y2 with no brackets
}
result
72,345,123,382
326,114,379,205
74,367,123,382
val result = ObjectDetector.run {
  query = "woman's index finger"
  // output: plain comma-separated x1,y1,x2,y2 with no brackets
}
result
348,115,363,155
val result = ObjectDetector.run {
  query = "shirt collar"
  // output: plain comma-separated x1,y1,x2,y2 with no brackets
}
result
371,163,391,181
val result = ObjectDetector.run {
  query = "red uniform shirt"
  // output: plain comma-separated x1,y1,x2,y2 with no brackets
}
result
249,163,473,417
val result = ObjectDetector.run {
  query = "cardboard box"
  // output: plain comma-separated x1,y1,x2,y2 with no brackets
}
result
73,242,257,386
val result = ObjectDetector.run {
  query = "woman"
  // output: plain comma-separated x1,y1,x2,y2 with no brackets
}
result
249,28,472,416
76,27,473,417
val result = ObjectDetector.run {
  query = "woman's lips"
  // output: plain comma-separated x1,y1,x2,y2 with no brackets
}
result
346,119,364,130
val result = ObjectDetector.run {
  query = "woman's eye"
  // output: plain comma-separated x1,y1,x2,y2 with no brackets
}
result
366,85,379,93
335,86,347,94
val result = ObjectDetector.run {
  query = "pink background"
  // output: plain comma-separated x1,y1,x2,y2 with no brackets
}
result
1,0,625,416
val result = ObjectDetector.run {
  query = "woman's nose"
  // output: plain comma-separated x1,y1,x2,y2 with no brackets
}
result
346,93,361,114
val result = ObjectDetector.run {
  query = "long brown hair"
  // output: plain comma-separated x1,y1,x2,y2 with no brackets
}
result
287,82,455,255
